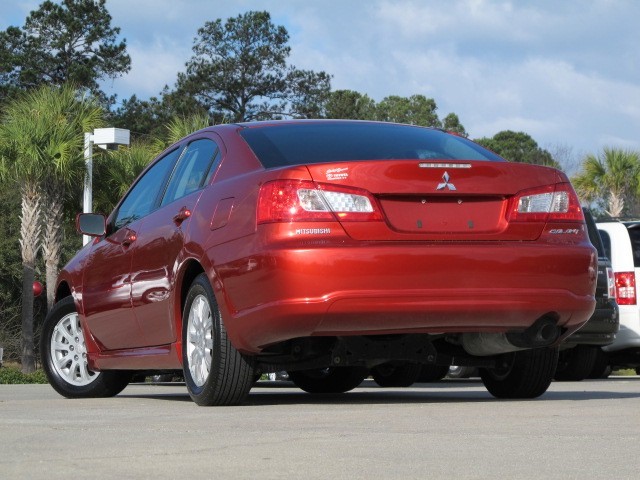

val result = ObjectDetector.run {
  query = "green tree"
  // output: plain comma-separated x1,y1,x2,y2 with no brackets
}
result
0,181,24,362
109,94,173,139
442,113,468,137
0,84,103,372
93,141,157,214
171,11,331,122
475,130,559,168
325,90,376,120
164,114,212,146
0,0,130,102
94,113,211,214
287,68,332,119
110,86,214,140
572,148,640,217
375,94,441,127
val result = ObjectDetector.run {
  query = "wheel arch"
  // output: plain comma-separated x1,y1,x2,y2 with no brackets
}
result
175,259,206,337
55,281,72,303
175,257,241,356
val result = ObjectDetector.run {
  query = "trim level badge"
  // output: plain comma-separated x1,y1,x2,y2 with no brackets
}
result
437,171,456,191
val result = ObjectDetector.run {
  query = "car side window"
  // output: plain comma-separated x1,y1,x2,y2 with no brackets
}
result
203,149,222,186
161,139,220,207
113,148,182,230
599,229,611,262
583,210,605,257
627,227,640,267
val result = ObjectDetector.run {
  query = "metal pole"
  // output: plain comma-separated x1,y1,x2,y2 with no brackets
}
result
83,132,93,245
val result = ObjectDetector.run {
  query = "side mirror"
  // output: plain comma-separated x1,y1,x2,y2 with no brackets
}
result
76,213,106,237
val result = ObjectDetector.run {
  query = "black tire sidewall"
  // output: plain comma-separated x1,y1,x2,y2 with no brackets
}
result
372,362,421,387
555,345,598,381
288,367,368,393
41,297,130,398
417,364,450,382
480,347,558,399
181,273,255,406
182,275,217,401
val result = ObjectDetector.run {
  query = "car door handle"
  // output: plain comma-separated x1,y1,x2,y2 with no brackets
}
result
122,230,137,247
173,207,192,226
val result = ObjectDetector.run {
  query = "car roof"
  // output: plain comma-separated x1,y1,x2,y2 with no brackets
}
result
595,218,640,227
234,119,428,129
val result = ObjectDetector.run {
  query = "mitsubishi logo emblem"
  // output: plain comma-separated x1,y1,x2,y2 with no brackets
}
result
436,171,456,191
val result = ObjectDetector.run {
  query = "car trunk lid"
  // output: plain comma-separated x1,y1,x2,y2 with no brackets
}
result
305,160,565,241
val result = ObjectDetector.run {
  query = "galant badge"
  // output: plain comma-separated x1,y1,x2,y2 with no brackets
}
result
437,171,456,191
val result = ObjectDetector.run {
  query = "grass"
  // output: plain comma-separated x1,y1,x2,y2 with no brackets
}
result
0,364,48,384
612,368,638,376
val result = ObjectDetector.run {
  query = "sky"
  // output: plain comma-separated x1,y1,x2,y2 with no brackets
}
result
1,0,639,169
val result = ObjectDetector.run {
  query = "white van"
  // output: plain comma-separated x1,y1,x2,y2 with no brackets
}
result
596,220,640,370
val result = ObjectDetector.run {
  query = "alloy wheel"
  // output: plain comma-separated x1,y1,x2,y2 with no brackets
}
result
186,294,213,387
50,312,98,386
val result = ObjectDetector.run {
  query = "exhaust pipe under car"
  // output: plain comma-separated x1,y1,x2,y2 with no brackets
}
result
462,317,560,356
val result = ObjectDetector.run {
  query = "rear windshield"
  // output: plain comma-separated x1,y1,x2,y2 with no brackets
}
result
599,229,611,261
239,122,504,169
627,224,640,267
583,209,605,257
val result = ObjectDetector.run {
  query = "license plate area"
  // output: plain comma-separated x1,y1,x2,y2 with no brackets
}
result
379,195,507,234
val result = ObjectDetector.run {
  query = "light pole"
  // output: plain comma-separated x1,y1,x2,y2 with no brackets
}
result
83,128,130,245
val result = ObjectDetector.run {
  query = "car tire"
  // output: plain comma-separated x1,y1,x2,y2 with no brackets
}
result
554,345,598,381
150,373,176,383
587,348,611,379
288,367,368,394
417,364,450,382
480,347,558,399
40,296,131,398
182,273,255,406
447,365,478,379
371,362,421,387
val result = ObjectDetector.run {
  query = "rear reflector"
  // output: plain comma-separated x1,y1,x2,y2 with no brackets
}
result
508,183,583,223
614,271,636,305
258,180,382,224
607,267,616,299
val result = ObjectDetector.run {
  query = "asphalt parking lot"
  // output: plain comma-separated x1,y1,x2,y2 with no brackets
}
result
2,378,640,479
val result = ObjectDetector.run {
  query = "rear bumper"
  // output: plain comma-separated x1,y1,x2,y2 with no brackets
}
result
215,241,597,354
604,304,640,352
563,301,619,347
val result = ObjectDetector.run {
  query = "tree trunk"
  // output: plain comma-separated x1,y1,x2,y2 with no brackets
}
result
606,191,624,218
42,179,64,311
19,180,41,373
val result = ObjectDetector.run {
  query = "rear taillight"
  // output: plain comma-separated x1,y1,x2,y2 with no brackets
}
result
508,183,583,223
606,267,616,299
257,180,382,224
614,271,636,305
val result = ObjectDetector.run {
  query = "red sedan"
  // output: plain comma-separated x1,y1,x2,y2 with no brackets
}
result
41,120,596,405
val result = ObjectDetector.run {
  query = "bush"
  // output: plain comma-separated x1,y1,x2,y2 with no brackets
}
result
0,365,48,384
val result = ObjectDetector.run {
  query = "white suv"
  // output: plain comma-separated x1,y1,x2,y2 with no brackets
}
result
596,220,640,370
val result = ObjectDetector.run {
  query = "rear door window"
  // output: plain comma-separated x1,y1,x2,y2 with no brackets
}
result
113,147,181,230
583,210,605,257
626,226,640,267
598,229,611,262
161,139,220,206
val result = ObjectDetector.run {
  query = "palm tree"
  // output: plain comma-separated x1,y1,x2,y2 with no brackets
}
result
572,148,640,217
93,140,160,214
92,114,211,215
164,113,211,146
0,84,103,372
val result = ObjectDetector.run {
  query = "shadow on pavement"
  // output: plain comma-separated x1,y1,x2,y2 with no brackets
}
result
117,377,640,405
